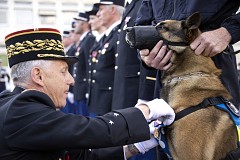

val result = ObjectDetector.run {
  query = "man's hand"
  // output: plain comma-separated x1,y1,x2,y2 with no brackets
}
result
190,27,231,57
140,40,173,70
124,136,159,159
136,99,175,125
134,136,158,154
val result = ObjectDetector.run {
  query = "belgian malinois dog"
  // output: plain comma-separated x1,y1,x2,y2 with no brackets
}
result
127,12,239,159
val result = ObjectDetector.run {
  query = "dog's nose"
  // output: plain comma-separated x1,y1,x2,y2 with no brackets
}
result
126,27,133,33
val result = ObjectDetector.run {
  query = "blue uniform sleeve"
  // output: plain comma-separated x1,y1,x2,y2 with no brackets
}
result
135,0,154,25
221,13,240,44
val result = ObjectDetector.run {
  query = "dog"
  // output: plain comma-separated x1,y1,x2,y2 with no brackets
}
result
126,12,239,159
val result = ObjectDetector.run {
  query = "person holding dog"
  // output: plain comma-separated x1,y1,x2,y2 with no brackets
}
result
0,27,175,160
133,1,240,159
136,0,240,110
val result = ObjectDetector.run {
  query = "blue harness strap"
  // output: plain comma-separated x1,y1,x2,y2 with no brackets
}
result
156,97,240,158
156,126,173,159
216,103,240,147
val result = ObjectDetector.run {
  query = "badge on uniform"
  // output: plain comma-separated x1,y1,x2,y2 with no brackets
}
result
91,51,97,62
75,47,80,56
101,43,109,55
123,17,131,30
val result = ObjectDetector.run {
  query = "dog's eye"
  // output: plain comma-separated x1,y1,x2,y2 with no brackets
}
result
156,23,168,31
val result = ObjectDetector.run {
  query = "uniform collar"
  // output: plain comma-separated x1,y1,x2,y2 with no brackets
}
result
104,20,121,36
13,86,25,94
127,0,132,4
80,31,89,41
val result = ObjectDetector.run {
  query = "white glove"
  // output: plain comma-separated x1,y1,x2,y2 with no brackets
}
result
138,99,175,125
134,136,159,154
149,120,159,134
67,92,74,104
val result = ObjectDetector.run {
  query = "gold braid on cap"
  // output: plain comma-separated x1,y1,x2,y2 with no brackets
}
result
6,39,64,58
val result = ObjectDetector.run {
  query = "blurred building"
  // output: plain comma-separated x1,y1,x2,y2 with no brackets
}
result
0,0,99,54
0,0,240,66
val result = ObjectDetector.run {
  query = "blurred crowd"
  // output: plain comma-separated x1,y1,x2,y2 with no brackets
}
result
60,0,159,159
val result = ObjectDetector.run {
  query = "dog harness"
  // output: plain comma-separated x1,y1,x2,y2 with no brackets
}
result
155,96,240,159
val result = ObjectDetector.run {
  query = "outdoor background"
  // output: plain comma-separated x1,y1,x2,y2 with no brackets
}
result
0,0,239,90
0,0,99,65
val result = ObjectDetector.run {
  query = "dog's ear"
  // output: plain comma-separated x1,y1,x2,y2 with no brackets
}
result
183,12,201,30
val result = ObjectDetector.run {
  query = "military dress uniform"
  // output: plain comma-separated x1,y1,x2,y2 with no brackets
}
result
0,87,149,160
135,0,240,108
73,31,96,115
88,24,120,116
87,37,102,117
111,0,142,111
1,28,150,160
113,1,158,160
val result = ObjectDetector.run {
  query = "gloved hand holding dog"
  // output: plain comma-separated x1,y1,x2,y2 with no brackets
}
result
135,98,175,125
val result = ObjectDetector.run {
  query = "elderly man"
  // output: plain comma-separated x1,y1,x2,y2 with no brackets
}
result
0,28,175,160
88,0,125,117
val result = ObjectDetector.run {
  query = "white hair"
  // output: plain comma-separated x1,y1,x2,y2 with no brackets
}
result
11,60,50,87
105,4,125,17
115,5,125,17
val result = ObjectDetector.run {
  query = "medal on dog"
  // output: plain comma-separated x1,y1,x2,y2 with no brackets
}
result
153,120,162,138
154,128,159,138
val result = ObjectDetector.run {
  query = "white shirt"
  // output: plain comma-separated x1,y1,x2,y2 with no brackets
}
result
104,20,121,37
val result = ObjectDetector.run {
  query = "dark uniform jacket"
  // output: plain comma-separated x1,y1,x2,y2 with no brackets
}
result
111,0,142,110
74,31,96,101
88,25,120,115
66,44,77,93
0,87,149,160
88,39,102,105
136,0,240,107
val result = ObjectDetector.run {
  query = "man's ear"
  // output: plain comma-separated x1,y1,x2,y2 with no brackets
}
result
31,67,44,86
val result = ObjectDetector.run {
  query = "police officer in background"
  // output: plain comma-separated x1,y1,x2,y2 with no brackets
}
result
73,12,96,116
62,21,81,114
86,4,108,117
112,0,157,160
87,0,125,116
61,29,74,113
86,4,107,42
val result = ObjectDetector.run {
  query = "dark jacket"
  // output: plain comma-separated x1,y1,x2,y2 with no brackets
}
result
88,39,102,106
111,0,142,110
135,0,240,107
88,25,120,115
66,44,77,93
0,87,149,160
74,32,96,101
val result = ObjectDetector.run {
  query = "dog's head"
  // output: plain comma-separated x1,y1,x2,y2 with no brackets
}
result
125,26,162,50
155,12,201,53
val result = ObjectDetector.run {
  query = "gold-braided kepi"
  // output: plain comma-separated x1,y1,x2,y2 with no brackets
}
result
5,28,78,67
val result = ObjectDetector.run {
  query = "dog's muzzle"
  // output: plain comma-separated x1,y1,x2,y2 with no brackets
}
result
125,26,162,50
125,26,189,51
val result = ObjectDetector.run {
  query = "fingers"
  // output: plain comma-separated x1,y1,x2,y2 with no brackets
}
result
140,49,150,57
190,28,231,57
140,40,172,70
152,49,173,70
